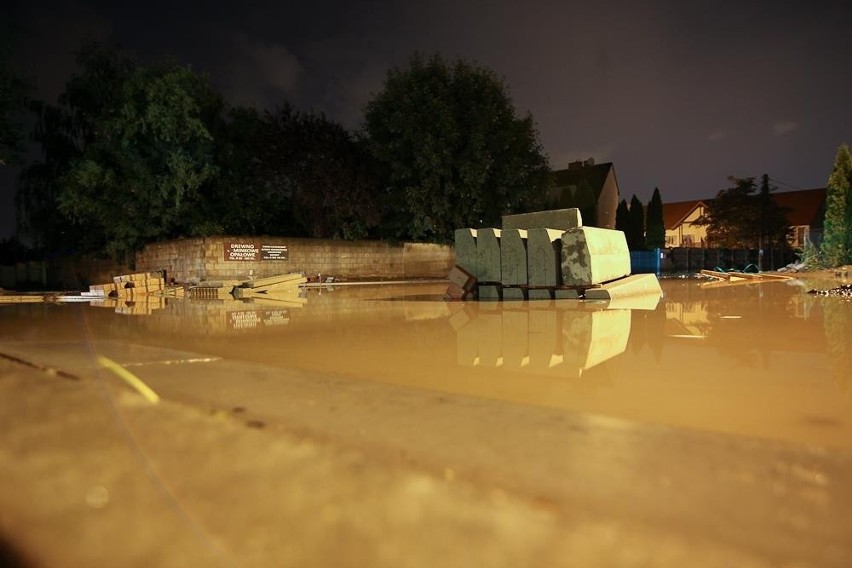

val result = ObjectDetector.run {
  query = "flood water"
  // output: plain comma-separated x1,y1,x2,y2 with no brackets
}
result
2,277,850,449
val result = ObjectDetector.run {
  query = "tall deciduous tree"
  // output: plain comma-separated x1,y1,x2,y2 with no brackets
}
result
821,144,852,267
253,105,381,239
364,53,550,242
60,62,219,262
645,187,665,249
0,27,29,166
699,176,788,249
627,194,645,250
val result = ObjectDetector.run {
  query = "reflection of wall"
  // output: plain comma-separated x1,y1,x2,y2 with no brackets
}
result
453,304,631,379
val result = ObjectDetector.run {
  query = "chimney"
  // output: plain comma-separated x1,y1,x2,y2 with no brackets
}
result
584,157,595,167
568,160,584,170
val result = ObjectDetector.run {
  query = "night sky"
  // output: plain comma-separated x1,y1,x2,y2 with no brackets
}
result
3,0,851,238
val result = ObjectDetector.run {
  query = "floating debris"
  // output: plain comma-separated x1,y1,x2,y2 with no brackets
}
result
807,284,852,298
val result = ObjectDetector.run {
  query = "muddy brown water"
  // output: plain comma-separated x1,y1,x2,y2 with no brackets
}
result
1,277,850,450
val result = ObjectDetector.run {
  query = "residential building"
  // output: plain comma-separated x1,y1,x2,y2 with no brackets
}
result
546,159,620,229
662,188,825,249
663,199,708,248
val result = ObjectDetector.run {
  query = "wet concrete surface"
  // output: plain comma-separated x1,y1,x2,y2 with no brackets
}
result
1,277,851,566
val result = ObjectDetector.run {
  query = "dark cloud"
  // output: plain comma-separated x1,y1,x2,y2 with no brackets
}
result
2,0,851,238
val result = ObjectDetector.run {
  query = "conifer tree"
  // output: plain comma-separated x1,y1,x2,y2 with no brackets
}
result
645,187,665,249
821,144,852,267
627,194,645,250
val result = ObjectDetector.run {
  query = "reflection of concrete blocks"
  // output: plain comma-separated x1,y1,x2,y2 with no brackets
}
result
561,227,631,286
562,309,631,373
501,309,529,367
477,312,504,367
476,228,502,283
527,308,562,371
502,208,582,231
454,228,477,276
584,274,663,301
500,229,528,287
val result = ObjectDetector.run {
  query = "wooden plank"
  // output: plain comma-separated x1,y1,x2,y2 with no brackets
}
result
0,295,45,303
245,273,306,289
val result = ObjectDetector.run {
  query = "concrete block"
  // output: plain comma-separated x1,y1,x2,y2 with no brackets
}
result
477,284,502,301
583,274,663,301
502,208,583,231
454,229,478,276
447,265,476,291
562,309,631,374
527,228,563,289
502,287,527,301
500,229,528,286
561,227,631,286
476,228,501,283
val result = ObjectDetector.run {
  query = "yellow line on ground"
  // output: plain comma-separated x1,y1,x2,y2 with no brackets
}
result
97,355,161,404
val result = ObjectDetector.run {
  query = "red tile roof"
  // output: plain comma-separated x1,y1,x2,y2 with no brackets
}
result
772,188,826,227
662,200,707,230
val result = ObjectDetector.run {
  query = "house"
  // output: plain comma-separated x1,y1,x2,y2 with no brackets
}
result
663,199,709,248
662,188,826,249
772,188,826,247
546,159,620,229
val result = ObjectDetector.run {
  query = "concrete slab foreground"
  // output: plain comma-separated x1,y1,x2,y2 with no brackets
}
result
561,227,631,286
584,273,664,300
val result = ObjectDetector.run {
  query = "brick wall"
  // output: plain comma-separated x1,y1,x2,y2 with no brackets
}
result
33,237,453,288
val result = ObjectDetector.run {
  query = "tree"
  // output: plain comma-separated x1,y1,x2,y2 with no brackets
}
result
645,187,665,249
253,105,381,239
28,44,223,263
16,43,135,251
821,144,852,267
615,198,630,236
0,28,30,166
627,194,645,250
364,53,550,242
698,176,788,249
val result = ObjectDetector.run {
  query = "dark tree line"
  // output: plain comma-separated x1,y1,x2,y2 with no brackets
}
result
9,45,552,262
614,187,665,251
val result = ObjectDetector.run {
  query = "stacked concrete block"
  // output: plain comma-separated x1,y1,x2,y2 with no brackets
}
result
454,229,478,276
500,229,528,300
476,228,502,300
561,227,631,287
502,208,583,231
584,273,663,301
526,229,565,300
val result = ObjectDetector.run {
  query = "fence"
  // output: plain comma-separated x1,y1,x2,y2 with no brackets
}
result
631,247,798,275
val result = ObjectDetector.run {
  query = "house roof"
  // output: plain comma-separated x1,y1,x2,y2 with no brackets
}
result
771,188,826,227
551,162,614,198
662,199,707,230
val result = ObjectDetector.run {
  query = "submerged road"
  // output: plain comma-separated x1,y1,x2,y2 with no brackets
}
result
1,279,851,567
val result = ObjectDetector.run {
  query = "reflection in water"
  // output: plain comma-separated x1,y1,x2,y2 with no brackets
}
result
1,279,850,449
452,303,635,379
823,298,852,395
